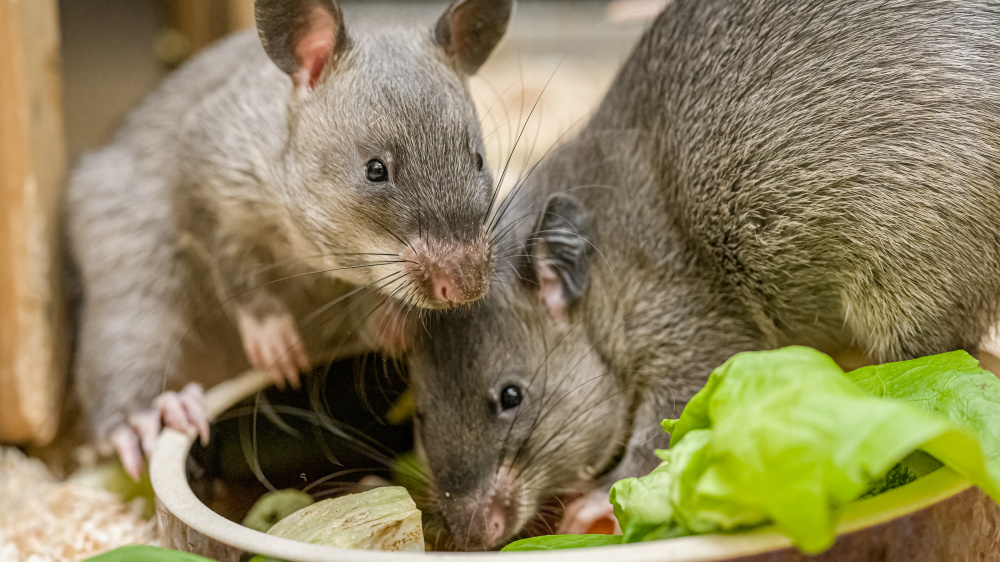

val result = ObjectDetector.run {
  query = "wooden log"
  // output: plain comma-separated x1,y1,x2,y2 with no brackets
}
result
0,0,68,445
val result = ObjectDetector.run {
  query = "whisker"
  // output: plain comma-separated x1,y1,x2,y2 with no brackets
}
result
483,58,564,230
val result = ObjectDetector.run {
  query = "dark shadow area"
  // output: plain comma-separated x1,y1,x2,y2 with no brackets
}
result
187,354,413,524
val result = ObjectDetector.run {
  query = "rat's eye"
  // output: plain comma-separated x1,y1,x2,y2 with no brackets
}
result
475,152,484,171
500,385,523,410
366,159,389,182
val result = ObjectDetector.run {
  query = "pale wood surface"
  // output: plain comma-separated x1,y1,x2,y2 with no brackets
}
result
226,0,255,32
0,0,67,445
160,0,230,55
157,0,254,67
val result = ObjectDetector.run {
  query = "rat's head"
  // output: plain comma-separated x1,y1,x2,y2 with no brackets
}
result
256,0,513,309
409,194,630,550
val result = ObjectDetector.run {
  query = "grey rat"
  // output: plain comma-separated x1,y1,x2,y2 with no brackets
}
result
407,0,1000,549
65,0,514,479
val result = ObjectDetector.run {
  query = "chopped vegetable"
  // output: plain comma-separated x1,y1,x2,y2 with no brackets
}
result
505,347,1000,554
392,451,428,497
242,489,315,532
266,486,423,551
84,545,214,561
503,534,623,551
385,388,417,425
861,463,916,498
68,460,157,519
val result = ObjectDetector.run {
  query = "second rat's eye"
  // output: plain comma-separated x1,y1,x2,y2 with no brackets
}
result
475,152,484,171
366,159,389,182
500,385,523,410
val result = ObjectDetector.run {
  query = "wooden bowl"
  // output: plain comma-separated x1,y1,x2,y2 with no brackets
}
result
151,372,1000,562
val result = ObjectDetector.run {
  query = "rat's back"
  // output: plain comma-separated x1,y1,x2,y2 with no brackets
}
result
598,0,1000,361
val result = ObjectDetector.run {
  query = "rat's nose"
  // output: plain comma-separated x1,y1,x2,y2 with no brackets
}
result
484,507,506,546
402,237,493,308
432,274,459,305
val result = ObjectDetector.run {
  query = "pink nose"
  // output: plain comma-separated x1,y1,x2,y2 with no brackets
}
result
432,274,460,305
484,508,506,546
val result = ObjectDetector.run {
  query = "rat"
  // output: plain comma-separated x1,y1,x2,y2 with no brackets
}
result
406,0,1000,549
65,0,514,480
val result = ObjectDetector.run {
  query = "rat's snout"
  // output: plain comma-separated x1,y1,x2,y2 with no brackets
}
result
402,236,493,308
483,506,507,546
443,465,523,551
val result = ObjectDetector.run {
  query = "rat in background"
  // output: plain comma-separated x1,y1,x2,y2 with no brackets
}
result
65,0,513,479
406,0,1000,550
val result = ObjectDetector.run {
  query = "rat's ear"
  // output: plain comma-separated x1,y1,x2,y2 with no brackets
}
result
255,0,347,91
529,194,594,324
435,0,514,76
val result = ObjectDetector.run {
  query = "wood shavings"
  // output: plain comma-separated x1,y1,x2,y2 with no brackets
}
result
0,448,157,562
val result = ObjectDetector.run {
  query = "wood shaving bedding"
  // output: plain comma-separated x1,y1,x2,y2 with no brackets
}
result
0,448,156,562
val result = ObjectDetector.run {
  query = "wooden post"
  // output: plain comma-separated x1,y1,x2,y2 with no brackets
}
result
157,0,255,67
226,0,256,32
0,0,67,445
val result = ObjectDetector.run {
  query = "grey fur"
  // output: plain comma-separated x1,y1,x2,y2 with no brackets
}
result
409,0,1000,549
66,1,512,443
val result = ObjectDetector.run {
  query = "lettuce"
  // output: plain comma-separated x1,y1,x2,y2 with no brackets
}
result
504,347,1000,554
84,546,214,562
503,534,623,551
846,350,1000,497
265,486,424,551
242,489,314,532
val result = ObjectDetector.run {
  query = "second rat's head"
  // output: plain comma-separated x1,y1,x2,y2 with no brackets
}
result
408,194,631,550
255,0,512,309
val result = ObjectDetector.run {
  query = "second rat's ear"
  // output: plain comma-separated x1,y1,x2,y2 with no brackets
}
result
255,0,347,91
435,0,514,76
528,194,594,325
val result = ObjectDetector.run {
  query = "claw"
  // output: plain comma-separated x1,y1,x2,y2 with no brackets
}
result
111,426,145,482
110,382,212,481
130,409,162,460
237,309,309,390
179,383,210,445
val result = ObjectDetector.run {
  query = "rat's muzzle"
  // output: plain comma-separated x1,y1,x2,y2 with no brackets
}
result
442,465,524,551
402,235,493,309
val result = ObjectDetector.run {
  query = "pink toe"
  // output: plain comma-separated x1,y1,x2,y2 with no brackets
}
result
160,395,193,434
130,412,162,459
112,427,144,482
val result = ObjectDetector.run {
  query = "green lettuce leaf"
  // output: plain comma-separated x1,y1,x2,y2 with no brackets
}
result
656,347,994,552
846,350,1000,499
501,534,622,551
504,347,1000,554
84,546,214,562
242,489,314,532
265,486,424,551
611,463,684,542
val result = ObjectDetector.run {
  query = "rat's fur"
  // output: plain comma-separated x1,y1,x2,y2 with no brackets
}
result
66,0,512,444
409,0,1000,549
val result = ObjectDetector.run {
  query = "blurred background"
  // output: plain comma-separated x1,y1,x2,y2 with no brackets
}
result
61,0,662,176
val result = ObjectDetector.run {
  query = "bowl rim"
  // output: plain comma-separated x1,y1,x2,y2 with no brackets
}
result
151,371,973,562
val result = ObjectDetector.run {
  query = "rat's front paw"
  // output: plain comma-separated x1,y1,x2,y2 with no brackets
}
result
237,308,310,389
557,490,621,535
111,382,209,481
